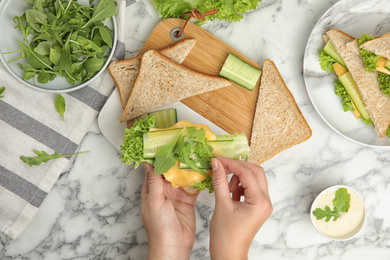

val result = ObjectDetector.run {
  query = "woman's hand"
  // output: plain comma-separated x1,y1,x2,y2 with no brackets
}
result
141,163,199,260
209,157,273,260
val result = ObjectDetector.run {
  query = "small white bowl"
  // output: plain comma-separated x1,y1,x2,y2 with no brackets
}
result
310,185,366,241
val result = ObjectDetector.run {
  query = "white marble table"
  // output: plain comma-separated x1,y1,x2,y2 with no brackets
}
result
2,0,390,259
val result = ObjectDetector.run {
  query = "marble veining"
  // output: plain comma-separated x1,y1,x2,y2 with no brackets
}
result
2,0,390,259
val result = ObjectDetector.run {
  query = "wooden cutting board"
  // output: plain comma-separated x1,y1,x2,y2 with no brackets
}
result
139,18,262,140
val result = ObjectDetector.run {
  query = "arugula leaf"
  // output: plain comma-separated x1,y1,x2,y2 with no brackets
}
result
82,0,117,29
333,188,350,213
0,87,5,98
20,149,90,166
154,121,190,175
175,136,209,177
313,188,351,222
4,0,116,86
313,206,340,222
55,94,66,120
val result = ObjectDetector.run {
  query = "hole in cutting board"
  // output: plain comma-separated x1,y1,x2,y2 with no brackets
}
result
169,27,185,41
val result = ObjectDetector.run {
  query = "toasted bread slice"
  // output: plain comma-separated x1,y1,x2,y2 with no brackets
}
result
108,39,197,109
326,29,355,58
120,50,231,122
248,60,312,165
360,32,390,60
344,39,390,138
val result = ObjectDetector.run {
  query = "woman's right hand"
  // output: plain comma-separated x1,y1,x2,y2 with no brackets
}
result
209,157,273,260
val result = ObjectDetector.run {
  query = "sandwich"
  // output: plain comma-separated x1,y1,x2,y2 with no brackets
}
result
120,49,231,123
359,33,390,98
318,29,390,138
248,59,312,165
120,113,251,195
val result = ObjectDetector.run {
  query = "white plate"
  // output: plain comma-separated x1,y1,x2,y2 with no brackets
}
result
98,89,229,207
0,0,117,93
303,0,390,147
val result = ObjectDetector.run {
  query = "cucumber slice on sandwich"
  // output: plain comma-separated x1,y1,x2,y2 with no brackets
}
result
323,41,347,68
148,108,178,128
338,72,370,120
219,53,261,91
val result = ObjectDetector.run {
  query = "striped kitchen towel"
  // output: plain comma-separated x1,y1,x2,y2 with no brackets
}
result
0,0,128,239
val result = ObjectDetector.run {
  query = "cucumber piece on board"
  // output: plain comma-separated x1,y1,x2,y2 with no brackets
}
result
148,108,178,128
219,53,261,91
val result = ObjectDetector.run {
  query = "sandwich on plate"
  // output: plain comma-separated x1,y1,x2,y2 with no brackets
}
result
319,29,390,138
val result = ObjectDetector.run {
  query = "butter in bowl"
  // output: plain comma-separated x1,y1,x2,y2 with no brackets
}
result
310,185,366,241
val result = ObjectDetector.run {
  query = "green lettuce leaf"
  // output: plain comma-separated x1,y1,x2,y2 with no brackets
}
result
378,72,390,97
359,34,380,73
193,176,214,193
150,0,262,24
334,79,353,112
120,115,156,168
319,49,336,74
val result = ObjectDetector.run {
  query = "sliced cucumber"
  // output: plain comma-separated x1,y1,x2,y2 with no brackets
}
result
148,108,178,128
219,53,261,91
323,41,347,68
339,72,370,120
385,60,390,71
143,127,195,158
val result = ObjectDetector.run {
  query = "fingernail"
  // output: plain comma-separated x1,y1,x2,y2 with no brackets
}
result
211,158,219,171
143,162,150,172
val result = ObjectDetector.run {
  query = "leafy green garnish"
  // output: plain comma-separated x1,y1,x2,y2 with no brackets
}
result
313,188,351,222
359,34,380,73
55,94,66,120
0,87,5,98
154,121,191,175
173,128,213,177
319,49,337,74
150,0,262,25
193,176,214,193
5,0,116,85
20,149,90,166
120,115,156,169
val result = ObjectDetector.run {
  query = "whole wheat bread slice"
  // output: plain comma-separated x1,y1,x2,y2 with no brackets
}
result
360,32,390,60
108,39,197,110
344,39,390,138
248,60,312,165
120,50,231,122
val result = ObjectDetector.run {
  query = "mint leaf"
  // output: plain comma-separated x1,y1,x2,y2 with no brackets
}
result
55,94,66,120
20,149,90,166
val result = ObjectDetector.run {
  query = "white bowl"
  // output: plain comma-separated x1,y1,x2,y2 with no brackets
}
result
310,185,366,241
0,0,117,93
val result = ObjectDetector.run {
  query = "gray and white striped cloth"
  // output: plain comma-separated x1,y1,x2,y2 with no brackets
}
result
0,0,128,239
